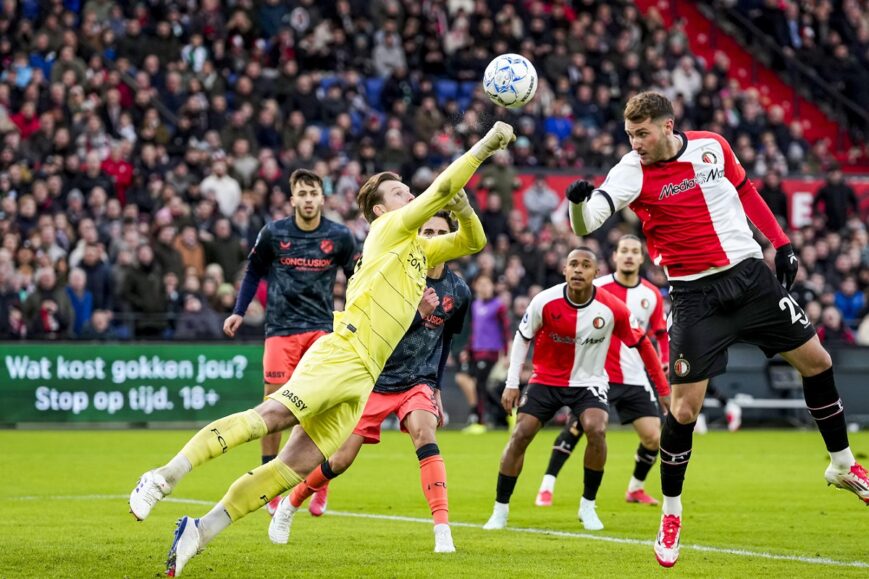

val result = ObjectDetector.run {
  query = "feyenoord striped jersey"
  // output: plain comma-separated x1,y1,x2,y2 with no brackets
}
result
593,274,666,387
517,284,642,388
594,131,763,280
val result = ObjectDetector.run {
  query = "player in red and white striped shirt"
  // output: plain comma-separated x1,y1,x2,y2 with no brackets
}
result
535,235,670,509
567,92,868,567
481,248,669,532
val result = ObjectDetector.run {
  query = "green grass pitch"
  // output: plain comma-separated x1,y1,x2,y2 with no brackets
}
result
0,428,866,577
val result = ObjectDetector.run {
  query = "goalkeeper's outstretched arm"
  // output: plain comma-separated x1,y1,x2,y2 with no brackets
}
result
399,121,515,232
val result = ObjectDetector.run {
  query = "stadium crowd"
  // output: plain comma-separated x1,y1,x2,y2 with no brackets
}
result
0,0,867,346
733,0,869,114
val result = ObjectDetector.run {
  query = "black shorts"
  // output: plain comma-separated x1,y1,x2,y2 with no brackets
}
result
608,383,660,425
519,383,608,424
668,258,816,384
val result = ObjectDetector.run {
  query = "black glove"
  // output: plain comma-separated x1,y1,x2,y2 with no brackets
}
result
565,180,594,204
774,244,798,291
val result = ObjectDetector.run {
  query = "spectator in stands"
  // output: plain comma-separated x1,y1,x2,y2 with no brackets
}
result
812,165,859,232
153,224,185,279
120,244,167,339
671,55,702,104
65,267,93,337
203,217,245,281
480,192,510,243
78,150,116,199
0,259,22,339
372,31,406,78
173,224,206,278
479,151,520,215
759,169,789,225
200,159,242,218
79,242,113,311
229,139,259,189
79,309,119,341
414,97,445,144
38,223,66,264
174,293,222,340
817,305,856,345
22,267,72,340
835,277,865,329
101,142,134,204
523,176,560,233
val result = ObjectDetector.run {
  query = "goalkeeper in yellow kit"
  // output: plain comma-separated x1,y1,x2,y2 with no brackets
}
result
128,121,515,576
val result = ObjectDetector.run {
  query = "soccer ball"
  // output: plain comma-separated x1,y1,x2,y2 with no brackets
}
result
482,53,538,109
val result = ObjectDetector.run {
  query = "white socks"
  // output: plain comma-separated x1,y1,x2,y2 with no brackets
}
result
493,501,509,515
198,503,233,546
830,448,856,470
156,453,192,489
627,476,644,493
662,495,682,517
539,474,556,493
579,497,595,510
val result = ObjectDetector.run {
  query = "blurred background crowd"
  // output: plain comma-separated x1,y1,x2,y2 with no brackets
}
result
0,0,866,346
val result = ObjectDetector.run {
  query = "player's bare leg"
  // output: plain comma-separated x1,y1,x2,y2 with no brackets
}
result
483,413,543,529
655,379,707,567
167,408,322,576
130,399,299,522
262,381,286,514
625,416,660,505
404,408,454,552
780,336,869,504
577,408,607,530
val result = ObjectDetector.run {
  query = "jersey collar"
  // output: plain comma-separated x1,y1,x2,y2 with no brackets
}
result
291,215,326,234
563,285,596,309
612,273,641,289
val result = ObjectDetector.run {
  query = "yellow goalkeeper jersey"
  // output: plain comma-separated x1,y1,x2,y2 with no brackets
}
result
333,152,486,376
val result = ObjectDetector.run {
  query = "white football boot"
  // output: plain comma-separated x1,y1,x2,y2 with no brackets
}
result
434,524,456,553
482,503,508,530
165,516,202,577
129,470,171,521
577,498,604,531
825,462,869,505
268,496,299,544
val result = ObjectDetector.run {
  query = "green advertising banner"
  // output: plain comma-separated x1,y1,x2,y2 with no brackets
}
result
0,343,264,423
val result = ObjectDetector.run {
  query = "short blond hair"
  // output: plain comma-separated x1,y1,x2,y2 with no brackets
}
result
356,172,402,223
624,91,674,123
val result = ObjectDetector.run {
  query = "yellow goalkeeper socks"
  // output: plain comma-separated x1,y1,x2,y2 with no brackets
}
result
221,459,303,521
180,409,269,468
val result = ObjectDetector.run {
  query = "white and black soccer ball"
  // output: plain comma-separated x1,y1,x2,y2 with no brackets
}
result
482,53,538,109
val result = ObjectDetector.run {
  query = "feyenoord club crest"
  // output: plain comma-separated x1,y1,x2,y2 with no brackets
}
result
701,151,718,164
442,295,454,313
593,316,605,329
320,239,334,254
674,357,691,377
641,298,650,309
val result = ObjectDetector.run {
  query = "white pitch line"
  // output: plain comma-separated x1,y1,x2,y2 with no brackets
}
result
8,494,868,569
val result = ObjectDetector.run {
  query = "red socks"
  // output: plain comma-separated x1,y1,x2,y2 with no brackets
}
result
418,445,448,525
290,463,331,508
